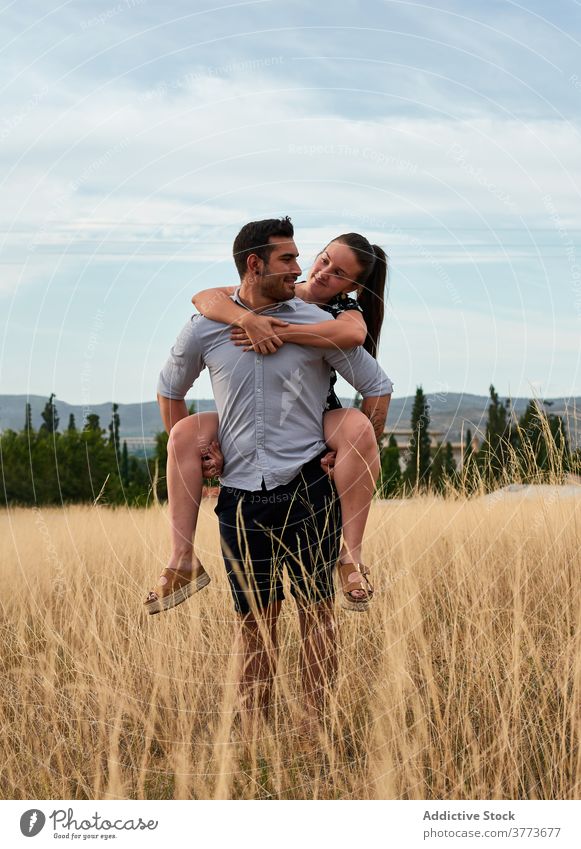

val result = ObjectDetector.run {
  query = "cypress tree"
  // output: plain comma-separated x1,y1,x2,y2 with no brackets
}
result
121,440,130,486
430,441,455,493
39,393,59,434
464,427,473,463
23,402,33,434
67,413,77,433
431,442,445,491
147,430,170,502
108,403,121,457
517,400,569,481
478,385,511,484
404,386,431,490
462,426,481,491
379,434,402,497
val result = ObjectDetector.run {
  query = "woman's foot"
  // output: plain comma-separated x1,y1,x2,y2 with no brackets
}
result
337,560,374,612
144,558,210,615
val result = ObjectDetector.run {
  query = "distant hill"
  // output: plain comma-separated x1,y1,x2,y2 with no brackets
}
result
0,395,216,440
387,393,581,447
1,393,579,448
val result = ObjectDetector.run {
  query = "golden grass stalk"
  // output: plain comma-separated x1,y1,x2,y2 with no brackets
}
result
1,490,579,799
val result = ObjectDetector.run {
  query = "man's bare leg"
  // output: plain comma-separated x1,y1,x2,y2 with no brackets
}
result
296,598,337,727
323,408,380,567
166,411,219,572
235,600,281,738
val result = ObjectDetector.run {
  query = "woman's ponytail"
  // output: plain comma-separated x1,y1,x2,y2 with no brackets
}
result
357,244,386,358
332,234,388,358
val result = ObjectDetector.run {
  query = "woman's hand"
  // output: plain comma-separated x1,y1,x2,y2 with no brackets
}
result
200,440,224,479
320,450,336,479
231,314,289,355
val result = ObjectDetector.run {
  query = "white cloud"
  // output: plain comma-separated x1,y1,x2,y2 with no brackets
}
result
353,302,581,401
2,1,580,400
3,68,581,262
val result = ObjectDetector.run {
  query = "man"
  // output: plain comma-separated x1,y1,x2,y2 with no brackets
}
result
157,217,392,731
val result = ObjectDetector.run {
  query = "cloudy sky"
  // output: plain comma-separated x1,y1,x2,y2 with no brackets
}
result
2,0,581,407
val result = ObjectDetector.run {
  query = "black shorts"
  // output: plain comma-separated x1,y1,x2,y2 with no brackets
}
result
215,454,342,615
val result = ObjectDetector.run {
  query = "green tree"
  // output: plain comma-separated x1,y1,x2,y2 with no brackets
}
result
84,413,102,432
67,413,77,433
55,426,84,502
444,441,456,475
39,393,59,434
23,402,33,434
461,426,480,492
1,429,34,504
121,440,130,486
403,386,431,491
123,452,151,505
379,434,402,497
31,395,61,501
516,400,569,481
150,429,169,502
108,403,121,457
478,385,513,485
1,400,157,506
431,440,457,493
79,413,118,503
463,427,473,463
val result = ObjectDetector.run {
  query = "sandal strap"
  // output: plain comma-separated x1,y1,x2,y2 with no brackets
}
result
149,566,193,598
337,562,374,598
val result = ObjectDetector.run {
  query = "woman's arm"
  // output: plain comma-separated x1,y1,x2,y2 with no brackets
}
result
192,286,289,354
233,310,367,351
192,286,241,325
280,311,366,348
361,394,391,441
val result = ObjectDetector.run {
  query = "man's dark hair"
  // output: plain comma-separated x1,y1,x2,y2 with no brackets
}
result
232,217,294,278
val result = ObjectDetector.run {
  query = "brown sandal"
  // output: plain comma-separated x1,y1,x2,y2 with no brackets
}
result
144,563,210,615
337,562,374,612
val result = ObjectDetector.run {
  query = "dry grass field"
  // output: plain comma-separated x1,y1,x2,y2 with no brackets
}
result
1,493,579,800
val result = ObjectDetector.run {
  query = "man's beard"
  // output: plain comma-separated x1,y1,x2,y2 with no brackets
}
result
258,268,294,302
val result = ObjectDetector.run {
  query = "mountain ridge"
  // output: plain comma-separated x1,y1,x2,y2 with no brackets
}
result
2,393,579,446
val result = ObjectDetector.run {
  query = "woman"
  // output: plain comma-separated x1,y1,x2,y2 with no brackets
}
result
144,233,390,614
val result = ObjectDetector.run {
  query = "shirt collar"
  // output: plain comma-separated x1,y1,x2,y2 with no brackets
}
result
233,287,299,313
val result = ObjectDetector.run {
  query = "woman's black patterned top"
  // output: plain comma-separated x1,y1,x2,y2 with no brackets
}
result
318,293,364,411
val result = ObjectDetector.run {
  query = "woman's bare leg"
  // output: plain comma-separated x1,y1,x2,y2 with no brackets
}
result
166,412,219,571
323,408,379,567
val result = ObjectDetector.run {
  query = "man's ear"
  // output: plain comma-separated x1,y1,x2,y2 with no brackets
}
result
246,253,263,275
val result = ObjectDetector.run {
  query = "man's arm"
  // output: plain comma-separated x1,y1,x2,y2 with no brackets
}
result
157,316,206,432
325,345,393,401
157,395,189,434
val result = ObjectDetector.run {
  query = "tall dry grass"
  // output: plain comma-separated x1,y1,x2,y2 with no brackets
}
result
0,493,579,799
